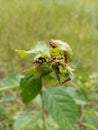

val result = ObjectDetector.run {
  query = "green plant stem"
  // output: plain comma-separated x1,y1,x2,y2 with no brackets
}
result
78,105,84,130
40,91,46,130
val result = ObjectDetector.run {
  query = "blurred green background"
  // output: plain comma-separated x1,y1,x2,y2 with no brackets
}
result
0,1,98,130
0,0,98,76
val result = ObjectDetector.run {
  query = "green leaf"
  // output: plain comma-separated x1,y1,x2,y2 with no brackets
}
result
65,87,86,105
84,115,98,130
14,111,41,130
0,72,23,92
0,95,15,103
43,74,55,85
15,49,30,59
20,73,42,104
16,41,50,59
43,87,81,130
30,41,50,59
83,122,97,130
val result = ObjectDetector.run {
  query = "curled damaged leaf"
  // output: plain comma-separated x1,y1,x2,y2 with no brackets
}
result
49,39,73,62
49,39,74,83
24,61,53,77
16,39,74,84
16,41,50,59
31,41,50,59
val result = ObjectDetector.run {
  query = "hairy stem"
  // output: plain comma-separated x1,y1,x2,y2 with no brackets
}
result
40,91,46,130
78,105,84,130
